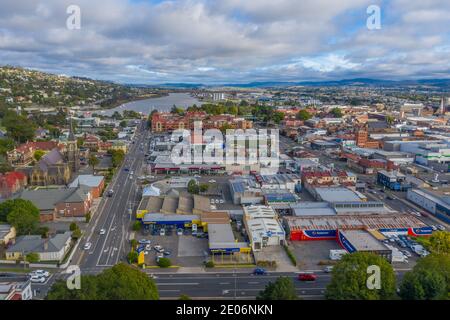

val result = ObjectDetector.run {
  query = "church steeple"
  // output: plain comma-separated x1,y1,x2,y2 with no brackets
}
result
68,116,76,141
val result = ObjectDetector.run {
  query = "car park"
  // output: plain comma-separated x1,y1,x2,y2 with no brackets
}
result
298,273,317,281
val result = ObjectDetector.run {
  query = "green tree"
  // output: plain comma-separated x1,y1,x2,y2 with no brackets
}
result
257,276,298,300
33,150,46,161
71,228,82,240
130,239,138,250
85,212,91,223
296,109,312,121
187,179,200,194
132,221,142,231
199,183,209,193
46,263,159,300
157,257,172,268
179,294,191,300
37,226,50,238
127,251,139,264
88,155,100,172
3,111,36,143
272,111,285,124
119,120,128,128
25,252,40,263
330,107,343,118
399,253,450,300
325,252,396,300
399,268,446,300
69,222,78,232
417,231,450,254
0,138,15,156
4,199,40,235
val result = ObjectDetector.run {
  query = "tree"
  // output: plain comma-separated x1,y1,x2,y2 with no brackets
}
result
108,149,125,168
119,120,128,128
130,239,138,251
399,253,450,300
85,212,91,223
127,251,139,264
272,111,285,124
71,228,82,240
199,183,209,193
330,107,343,118
0,138,15,156
88,155,100,172
296,109,312,121
325,252,396,300
25,252,40,263
46,263,159,300
4,199,40,235
69,222,78,232
257,276,298,300
37,226,50,238
157,257,171,268
3,111,36,143
417,231,450,255
399,268,446,300
187,179,199,194
33,150,46,161
132,221,142,231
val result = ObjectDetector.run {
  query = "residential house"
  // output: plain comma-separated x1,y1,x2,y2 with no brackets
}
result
6,232,72,262
16,186,93,222
0,171,27,199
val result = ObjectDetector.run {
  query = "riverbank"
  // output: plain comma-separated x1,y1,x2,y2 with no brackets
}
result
86,93,170,113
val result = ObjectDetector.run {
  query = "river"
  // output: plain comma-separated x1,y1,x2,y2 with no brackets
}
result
101,92,203,116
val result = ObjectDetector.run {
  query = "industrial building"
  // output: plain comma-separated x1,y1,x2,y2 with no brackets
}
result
407,188,450,223
337,229,392,262
243,206,286,251
377,170,411,191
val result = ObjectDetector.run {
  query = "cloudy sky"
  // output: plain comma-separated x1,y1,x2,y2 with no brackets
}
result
0,0,449,84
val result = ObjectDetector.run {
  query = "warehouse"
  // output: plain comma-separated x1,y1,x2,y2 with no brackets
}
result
337,230,392,262
407,188,450,223
284,214,432,241
208,223,249,254
243,206,285,251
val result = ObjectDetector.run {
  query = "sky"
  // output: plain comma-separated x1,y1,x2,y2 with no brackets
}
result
0,0,449,84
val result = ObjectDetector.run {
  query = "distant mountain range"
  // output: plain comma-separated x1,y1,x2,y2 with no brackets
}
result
136,78,450,89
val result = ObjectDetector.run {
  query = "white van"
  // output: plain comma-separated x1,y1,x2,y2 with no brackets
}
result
159,228,165,236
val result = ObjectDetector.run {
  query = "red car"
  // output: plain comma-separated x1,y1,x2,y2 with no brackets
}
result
298,273,317,281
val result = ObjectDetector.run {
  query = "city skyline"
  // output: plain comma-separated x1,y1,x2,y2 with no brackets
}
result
0,0,450,84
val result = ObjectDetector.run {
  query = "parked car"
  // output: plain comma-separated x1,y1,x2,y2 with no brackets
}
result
139,239,151,245
253,268,267,275
107,190,114,197
160,229,166,236
30,276,46,283
298,273,317,281
431,225,438,231
402,250,412,258
154,245,164,253
30,270,50,278
209,179,216,183
83,242,92,250
437,225,446,231
177,228,183,236
163,251,171,256
145,244,152,251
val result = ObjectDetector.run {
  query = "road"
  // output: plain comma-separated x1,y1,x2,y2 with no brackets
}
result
30,120,150,298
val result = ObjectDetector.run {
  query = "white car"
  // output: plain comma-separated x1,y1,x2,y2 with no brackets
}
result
30,270,50,278
159,229,166,236
83,242,92,250
437,225,446,231
154,245,164,253
177,228,183,236
209,179,216,183
431,225,438,231
30,275,46,283
402,251,412,258
145,244,152,250
99,229,106,235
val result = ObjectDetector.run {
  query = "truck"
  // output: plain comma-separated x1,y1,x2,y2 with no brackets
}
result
330,249,348,261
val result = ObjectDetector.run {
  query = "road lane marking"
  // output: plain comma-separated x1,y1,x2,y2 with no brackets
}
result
157,283,199,286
